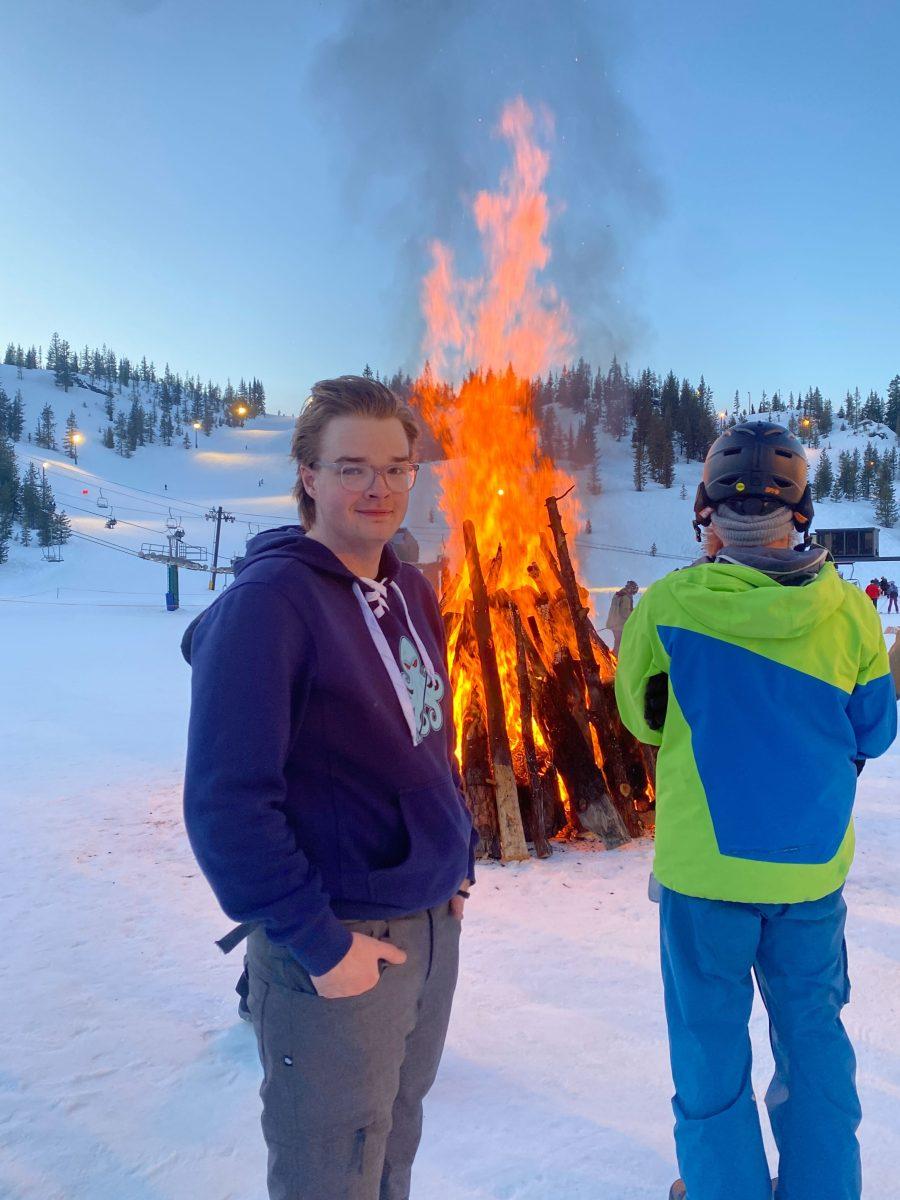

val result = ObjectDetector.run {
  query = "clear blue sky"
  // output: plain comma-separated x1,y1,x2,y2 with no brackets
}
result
2,0,898,413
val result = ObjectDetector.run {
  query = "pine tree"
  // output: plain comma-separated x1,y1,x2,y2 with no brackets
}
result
50,509,72,546
850,448,862,499
833,450,859,501
54,339,73,392
36,470,57,547
540,406,559,460
588,420,601,495
3,343,15,366
862,390,885,424
647,415,675,487
861,446,880,499
34,404,57,450
875,462,899,527
127,397,145,452
813,451,834,501
114,412,131,457
9,390,24,442
680,483,687,500
604,357,629,440
660,371,679,438
0,436,20,531
62,411,79,460
632,429,648,491
0,511,11,563
887,375,900,432
102,425,115,449
574,415,596,468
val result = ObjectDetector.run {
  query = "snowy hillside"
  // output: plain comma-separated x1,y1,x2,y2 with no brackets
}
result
7,363,900,608
4,364,900,1199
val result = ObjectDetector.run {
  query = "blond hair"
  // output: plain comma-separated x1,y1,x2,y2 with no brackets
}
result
290,375,419,529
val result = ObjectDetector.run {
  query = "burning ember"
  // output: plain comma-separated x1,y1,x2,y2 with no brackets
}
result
414,98,654,861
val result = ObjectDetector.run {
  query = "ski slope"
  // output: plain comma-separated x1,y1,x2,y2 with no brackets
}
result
3,364,900,1199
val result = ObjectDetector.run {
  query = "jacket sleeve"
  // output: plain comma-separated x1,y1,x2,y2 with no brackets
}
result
183,582,353,976
847,606,898,761
613,590,668,747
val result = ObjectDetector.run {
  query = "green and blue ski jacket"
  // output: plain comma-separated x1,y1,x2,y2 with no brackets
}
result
615,560,897,903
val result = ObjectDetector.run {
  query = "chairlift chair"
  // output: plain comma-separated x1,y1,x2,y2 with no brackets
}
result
96,489,110,510
41,544,62,562
105,511,117,529
165,509,179,532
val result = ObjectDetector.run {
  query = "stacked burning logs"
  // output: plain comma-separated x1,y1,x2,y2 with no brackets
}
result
442,499,655,861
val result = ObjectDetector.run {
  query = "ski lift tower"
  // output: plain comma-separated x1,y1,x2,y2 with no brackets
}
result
139,525,209,611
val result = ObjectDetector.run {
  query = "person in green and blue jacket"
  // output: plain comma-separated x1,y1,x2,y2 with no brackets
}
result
614,422,897,1200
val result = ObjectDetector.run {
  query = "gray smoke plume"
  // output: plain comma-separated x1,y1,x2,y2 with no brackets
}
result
310,0,662,370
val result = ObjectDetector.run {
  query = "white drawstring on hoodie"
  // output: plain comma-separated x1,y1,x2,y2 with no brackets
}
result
352,576,440,746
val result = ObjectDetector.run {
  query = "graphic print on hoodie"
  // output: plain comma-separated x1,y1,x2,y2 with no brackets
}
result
182,527,477,976
400,636,444,738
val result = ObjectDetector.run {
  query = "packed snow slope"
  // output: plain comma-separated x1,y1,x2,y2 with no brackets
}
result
3,364,900,1199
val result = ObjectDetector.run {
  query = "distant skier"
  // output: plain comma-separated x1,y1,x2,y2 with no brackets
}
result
865,578,880,607
604,579,638,654
615,422,897,1200
888,580,899,613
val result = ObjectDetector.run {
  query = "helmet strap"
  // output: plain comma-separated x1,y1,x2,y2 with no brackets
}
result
692,482,713,542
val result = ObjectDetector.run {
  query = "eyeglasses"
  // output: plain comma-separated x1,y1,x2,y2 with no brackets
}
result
312,461,420,493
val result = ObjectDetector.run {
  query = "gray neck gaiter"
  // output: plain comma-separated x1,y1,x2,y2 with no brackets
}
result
710,504,796,547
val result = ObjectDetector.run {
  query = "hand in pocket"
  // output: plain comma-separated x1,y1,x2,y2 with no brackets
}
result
311,932,407,999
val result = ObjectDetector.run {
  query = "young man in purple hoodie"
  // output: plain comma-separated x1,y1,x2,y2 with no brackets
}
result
182,376,476,1200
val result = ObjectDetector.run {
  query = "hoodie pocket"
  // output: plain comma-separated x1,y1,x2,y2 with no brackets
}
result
366,777,472,907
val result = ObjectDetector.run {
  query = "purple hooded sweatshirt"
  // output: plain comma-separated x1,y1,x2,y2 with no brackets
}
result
182,526,476,976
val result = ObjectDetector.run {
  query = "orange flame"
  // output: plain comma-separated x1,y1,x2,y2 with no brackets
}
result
416,97,579,587
414,97,586,775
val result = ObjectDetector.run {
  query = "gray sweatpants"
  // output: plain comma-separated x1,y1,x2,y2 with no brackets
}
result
245,902,461,1200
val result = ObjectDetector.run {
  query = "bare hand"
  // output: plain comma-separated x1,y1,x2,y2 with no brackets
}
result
450,878,473,921
311,932,406,999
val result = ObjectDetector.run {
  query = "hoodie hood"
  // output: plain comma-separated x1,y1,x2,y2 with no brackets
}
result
236,524,402,584
666,556,845,641
181,525,403,664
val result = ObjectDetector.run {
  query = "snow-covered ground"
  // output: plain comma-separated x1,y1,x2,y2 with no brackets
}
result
3,365,900,1198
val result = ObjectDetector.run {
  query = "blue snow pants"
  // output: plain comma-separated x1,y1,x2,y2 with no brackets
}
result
659,885,861,1200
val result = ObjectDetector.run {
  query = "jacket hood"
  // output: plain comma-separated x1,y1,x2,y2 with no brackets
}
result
181,525,403,664
236,524,402,584
666,558,845,641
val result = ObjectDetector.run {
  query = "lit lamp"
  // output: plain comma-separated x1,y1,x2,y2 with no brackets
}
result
193,421,202,448
236,404,248,427
72,431,84,465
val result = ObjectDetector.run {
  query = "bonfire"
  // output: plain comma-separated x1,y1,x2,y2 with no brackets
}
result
414,99,655,861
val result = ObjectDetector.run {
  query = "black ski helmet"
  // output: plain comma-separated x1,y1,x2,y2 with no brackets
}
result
692,421,815,542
